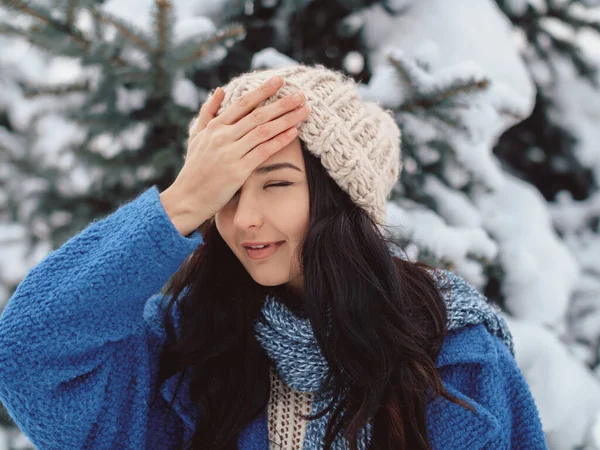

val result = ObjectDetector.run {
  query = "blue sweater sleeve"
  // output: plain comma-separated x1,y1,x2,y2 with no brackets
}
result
0,186,203,449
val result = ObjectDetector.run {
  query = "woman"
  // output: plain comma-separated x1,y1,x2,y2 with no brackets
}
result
0,64,547,450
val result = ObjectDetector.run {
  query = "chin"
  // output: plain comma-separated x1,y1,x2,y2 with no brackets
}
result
251,277,287,287
247,271,290,288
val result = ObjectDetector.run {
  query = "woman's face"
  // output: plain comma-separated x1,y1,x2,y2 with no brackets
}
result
215,137,309,294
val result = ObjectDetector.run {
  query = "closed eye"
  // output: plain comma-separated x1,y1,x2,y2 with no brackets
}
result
233,182,293,198
265,182,293,188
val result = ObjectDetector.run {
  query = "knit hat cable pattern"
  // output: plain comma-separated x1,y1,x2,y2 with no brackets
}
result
253,269,514,449
214,64,402,225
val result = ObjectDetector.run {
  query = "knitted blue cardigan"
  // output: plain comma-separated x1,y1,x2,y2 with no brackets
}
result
0,187,548,450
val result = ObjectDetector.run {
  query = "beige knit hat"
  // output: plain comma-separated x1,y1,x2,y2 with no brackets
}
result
214,64,402,225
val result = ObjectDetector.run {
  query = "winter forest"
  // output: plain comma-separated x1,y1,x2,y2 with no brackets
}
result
1,0,600,448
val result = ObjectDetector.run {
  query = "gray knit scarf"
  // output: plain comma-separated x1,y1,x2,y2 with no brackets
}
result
253,269,514,449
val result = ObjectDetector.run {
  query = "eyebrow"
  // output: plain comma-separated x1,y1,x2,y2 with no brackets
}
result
253,162,303,175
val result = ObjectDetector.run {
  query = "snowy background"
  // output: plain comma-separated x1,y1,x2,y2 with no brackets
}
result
2,0,600,448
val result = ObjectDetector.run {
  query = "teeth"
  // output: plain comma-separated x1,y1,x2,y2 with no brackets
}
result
248,245,267,249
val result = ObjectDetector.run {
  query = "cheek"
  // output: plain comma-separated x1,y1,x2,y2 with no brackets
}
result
214,214,235,247
279,191,309,238
215,186,309,236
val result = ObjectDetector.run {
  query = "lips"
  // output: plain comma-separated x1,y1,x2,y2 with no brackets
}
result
242,241,281,248
244,241,284,260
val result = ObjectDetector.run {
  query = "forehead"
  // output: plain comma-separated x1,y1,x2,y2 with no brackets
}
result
255,137,304,172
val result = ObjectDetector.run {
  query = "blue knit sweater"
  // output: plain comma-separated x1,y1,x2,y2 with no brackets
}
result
0,186,548,449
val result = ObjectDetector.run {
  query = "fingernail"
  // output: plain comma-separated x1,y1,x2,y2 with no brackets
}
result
292,92,304,102
269,76,282,86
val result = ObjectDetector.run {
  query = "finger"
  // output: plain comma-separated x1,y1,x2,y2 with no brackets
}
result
242,126,298,169
217,75,284,125
229,90,306,141
236,103,310,153
190,87,225,136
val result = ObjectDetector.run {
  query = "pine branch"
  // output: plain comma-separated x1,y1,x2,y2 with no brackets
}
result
176,23,246,66
0,140,56,181
1,0,89,48
0,22,63,53
0,21,30,37
107,66,151,84
66,0,77,28
155,0,170,56
543,4,600,84
547,4,600,33
386,53,415,92
387,54,489,110
0,0,130,67
539,27,598,86
421,78,489,106
496,104,528,121
501,1,599,84
151,0,172,94
389,54,490,111
90,8,152,52
20,79,90,98
427,108,470,136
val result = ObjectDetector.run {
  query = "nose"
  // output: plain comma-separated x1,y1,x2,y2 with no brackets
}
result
232,188,264,230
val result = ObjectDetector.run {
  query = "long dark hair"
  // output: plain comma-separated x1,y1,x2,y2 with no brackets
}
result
152,140,474,450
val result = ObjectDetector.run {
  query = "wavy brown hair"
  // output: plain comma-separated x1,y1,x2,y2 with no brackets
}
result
151,140,474,449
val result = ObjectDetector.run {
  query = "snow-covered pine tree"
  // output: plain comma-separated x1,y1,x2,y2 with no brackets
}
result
495,0,599,200
0,32,27,303
0,0,245,250
493,2,600,447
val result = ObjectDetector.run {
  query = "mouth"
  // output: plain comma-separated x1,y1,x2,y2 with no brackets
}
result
243,241,284,260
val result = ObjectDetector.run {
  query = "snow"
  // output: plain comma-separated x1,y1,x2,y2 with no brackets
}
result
422,175,483,228
475,173,579,326
506,315,600,449
342,51,364,75
32,114,86,158
551,191,600,234
356,0,536,196
569,280,600,346
172,76,200,110
359,0,535,123
358,49,521,191
384,0,421,12
356,62,407,108
0,223,50,309
116,86,146,113
586,410,600,449
251,47,299,69
102,0,209,34
88,122,148,158
547,55,600,182
384,199,499,271
173,16,216,43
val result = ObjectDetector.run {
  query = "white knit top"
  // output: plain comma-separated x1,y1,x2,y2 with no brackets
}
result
268,365,314,449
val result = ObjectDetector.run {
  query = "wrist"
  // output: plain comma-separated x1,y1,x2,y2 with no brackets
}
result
159,186,198,237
